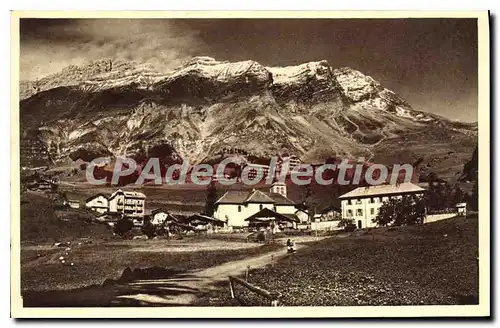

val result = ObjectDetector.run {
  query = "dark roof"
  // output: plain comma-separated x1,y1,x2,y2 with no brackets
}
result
62,191,88,202
281,213,300,222
266,192,295,205
245,208,299,223
319,205,341,214
151,208,169,215
216,190,250,204
245,190,275,203
216,189,298,205
188,214,226,226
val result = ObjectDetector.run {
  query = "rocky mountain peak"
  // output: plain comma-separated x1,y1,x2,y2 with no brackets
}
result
333,67,384,102
19,56,477,175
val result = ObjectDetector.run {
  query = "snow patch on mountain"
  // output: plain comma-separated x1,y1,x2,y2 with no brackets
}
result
267,60,331,85
166,56,271,83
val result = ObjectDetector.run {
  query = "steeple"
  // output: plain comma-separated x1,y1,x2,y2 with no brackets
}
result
270,181,287,198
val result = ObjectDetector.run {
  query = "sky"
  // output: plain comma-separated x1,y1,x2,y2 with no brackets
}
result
20,18,478,122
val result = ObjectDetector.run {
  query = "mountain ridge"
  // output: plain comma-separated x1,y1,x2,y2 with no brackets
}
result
20,56,477,178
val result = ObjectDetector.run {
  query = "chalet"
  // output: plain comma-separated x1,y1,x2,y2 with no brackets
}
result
295,208,310,223
150,208,180,226
456,202,467,216
85,194,109,213
108,189,146,218
95,211,123,225
213,181,302,228
66,200,81,209
188,214,226,233
61,191,85,209
319,205,341,221
245,208,299,232
339,182,425,229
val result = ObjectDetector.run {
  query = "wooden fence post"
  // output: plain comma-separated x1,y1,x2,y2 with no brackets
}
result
229,277,235,299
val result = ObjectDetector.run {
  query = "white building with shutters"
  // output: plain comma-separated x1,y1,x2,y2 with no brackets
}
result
339,182,425,229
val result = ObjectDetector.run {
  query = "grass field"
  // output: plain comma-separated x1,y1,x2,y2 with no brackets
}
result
196,215,479,306
19,191,283,294
21,237,281,292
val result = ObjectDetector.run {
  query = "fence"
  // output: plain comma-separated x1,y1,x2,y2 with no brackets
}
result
424,213,456,224
311,220,342,231
228,274,280,306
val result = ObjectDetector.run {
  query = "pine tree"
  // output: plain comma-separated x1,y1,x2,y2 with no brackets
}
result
470,180,479,211
205,180,217,217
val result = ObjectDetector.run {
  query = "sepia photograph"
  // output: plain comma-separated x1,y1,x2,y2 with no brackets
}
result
10,11,490,318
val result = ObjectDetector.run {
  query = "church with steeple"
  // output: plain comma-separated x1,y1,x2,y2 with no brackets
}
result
212,181,309,229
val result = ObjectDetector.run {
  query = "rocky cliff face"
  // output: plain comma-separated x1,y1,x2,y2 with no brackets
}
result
20,57,477,175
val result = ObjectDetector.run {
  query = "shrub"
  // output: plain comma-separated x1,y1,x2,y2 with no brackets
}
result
141,220,156,239
373,194,426,227
113,218,134,237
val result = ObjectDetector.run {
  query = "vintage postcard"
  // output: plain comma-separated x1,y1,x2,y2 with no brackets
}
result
11,11,490,318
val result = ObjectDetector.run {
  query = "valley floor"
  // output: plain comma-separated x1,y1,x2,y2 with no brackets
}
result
21,216,479,307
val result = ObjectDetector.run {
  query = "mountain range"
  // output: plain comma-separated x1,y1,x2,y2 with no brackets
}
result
20,56,477,179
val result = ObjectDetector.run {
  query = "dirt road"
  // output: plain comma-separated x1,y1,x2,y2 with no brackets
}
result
23,236,326,307
112,236,324,306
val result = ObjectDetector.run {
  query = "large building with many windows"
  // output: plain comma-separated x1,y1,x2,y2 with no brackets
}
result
108,189,146,218
339,182,425,229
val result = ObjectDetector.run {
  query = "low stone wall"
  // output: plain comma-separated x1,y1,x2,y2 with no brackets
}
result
424,213,457,224
311,221,342,231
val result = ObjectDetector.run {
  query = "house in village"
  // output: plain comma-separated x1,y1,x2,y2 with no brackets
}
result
85,194,109,213
339,182,425,229
317,205,341,221
66,200,81,209
108,189,146,218
150,208,169,225
188,214,227,233
213,181,305,230
95,211,123,226
61,191,84,209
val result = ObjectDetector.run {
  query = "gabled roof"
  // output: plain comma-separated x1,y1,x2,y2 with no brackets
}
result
245,208,299,223
266,192,295,205
215,189,298,205
188,214,226,226
215,190,250,204
109,189,146,200
339,182,425,199
85,193,109,203
245,190,275,203
151,208,168,215
319,205,341,214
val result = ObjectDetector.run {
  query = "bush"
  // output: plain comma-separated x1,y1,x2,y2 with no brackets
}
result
373,194,426,227
141,220,156,239
113,218,134,237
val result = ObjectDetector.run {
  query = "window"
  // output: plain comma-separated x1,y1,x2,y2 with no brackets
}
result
370,197,374,204
370,208,375,215
348,199,352,205
347,209,353,217
356,209,363,216
356,199,362,205
273,206,277,211
238,205,242,213
259,204,263,210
